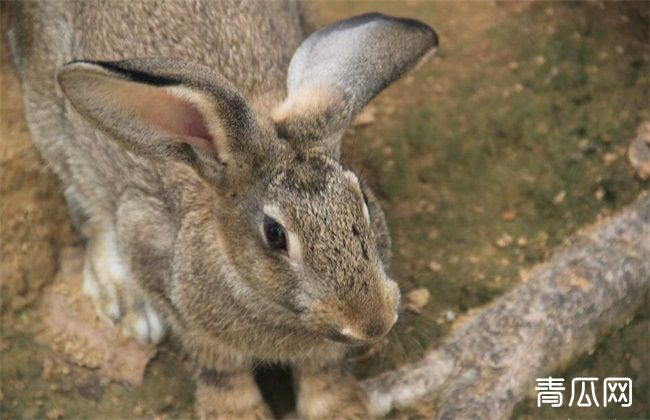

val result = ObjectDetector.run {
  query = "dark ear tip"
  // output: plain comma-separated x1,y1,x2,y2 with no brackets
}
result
337,12,438,47
394,15,439,48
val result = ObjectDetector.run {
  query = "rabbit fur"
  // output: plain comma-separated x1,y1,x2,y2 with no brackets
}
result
9,1,437,417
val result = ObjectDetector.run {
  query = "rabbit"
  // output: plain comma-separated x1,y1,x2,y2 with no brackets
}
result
9,0,438,418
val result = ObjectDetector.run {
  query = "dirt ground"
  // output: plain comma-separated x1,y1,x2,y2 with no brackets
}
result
1,1,648,419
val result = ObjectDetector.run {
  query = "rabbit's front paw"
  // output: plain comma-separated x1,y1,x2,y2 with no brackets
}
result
296,363,370,419
82,224,165,344
195,368,272,420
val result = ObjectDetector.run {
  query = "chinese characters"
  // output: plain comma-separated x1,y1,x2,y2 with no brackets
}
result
535,377,632,409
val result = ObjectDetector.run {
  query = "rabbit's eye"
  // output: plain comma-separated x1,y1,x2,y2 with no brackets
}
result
264,216,287,252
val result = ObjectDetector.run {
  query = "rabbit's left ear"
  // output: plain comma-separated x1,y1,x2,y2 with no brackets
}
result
273,13,438,157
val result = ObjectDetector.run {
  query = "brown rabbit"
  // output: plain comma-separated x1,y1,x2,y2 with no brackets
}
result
9,1,437,417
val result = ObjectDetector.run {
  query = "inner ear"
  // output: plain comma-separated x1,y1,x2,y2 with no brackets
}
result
88,75,214,153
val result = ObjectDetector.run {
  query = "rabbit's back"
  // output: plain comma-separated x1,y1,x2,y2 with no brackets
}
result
71,0,305,97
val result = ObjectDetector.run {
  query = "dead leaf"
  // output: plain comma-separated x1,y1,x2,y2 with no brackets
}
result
501,210,517,222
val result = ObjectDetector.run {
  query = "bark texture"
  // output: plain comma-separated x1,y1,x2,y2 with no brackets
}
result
362,193,650,419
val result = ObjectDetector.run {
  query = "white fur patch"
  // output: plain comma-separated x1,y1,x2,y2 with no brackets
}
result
362,202,370,224
133,316,150,342
82,263,100,299
145,302,165,343
101,229,129,285
342,170,359,185
340,326,363,340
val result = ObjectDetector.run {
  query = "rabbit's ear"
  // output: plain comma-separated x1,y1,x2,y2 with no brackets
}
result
273,13,438,157
57,58,258,182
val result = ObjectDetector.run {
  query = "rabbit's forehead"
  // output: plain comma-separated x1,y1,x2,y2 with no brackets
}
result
268,159,364,218
265,160,378,280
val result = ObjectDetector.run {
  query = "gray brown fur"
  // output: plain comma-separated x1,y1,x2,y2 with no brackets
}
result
9,1,437,417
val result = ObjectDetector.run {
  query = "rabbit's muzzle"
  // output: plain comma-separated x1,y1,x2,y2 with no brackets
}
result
308,277,401,346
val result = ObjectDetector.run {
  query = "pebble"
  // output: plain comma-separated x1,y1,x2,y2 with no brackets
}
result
552,190,566,205
501,209,517,222
46,408,64,420
444,310,456,322
496,233,513,248
628,135,650,180
603,152,618,166
428,261,442,272
405,288,431,314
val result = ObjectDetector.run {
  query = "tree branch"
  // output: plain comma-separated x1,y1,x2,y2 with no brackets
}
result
362,193,650,419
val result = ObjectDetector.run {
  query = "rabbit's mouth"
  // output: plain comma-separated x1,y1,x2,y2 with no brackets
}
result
323,328,380,347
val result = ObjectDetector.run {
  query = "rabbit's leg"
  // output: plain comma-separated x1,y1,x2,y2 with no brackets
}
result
82,220,165,344
195,367,273,419
295,362,370,419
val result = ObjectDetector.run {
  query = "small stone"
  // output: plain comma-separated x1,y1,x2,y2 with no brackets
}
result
405,288,431,314
603,152,618,166
501,209,517,222
628,136,650,180
552,190,566,205
496,233,513,248
133,404,145,416
354,106,376,127
595,188,605,201
516,236,528,247
534,55,546,65
428,261,442,272
468,256,480,265
615,45,625,55
444,310,456,322
46,408,64,420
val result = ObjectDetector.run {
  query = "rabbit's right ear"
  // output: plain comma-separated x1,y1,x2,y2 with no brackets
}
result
273,13,438,158
57,58,259,183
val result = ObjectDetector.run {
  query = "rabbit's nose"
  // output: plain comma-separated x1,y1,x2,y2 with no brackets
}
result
364,312,399,339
